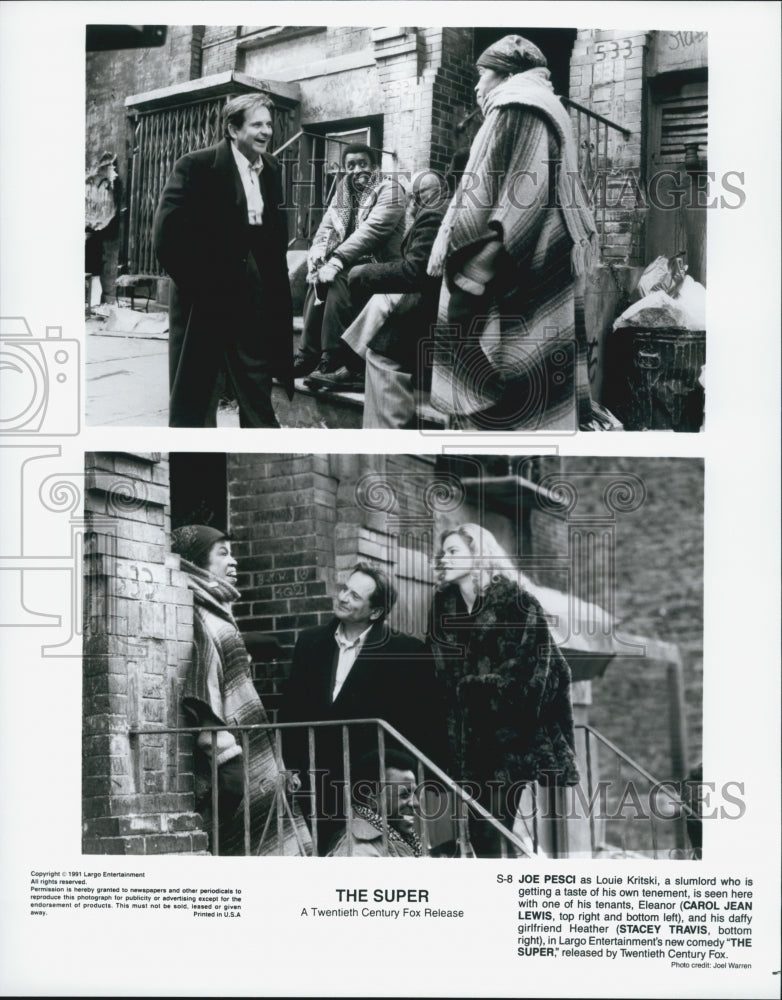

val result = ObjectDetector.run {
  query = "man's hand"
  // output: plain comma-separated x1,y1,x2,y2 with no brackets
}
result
316,259,343,285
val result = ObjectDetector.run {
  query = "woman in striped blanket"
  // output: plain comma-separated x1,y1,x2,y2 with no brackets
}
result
171,524,312,856
427,35,602,431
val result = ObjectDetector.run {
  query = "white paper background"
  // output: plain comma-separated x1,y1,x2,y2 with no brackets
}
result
1,2,779,996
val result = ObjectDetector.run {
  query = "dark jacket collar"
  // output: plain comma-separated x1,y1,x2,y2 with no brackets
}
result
211,138,246,211
323,616,389,651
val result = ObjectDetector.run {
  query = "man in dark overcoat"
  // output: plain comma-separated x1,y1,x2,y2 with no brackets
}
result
154,94,293,427
278,562,447,854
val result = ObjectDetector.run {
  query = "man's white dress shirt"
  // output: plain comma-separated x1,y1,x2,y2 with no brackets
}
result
231,142,264,226
332,622,374,701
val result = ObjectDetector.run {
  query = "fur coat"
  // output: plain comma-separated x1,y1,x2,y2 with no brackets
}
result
429,578,579,791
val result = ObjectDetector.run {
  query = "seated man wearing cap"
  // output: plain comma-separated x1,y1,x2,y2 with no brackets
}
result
340,170,448,426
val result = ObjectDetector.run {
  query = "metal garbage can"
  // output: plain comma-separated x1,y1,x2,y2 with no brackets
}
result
603,327,705,431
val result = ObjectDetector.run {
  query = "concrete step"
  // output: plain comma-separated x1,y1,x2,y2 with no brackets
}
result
286,328,450,429
271,379,448,429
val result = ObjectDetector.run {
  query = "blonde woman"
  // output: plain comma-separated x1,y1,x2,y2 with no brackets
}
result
428,523,578,856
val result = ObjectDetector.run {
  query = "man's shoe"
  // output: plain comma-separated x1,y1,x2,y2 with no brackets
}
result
304,366,364,392
292,352,319,377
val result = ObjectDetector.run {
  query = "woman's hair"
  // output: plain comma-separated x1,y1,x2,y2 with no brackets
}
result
434,522,519,591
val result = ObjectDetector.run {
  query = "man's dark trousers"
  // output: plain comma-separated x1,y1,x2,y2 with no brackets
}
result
169,226,280,427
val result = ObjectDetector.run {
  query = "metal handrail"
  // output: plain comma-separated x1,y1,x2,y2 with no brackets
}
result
560,97,632,251
129,717,533,858
561,98,632,140
576,723,695,817
274,129,396,162
128,716,696,857
575,723,696,859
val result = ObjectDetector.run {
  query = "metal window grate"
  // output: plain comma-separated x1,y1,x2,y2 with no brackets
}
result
127,97,295,274
128,98,223,274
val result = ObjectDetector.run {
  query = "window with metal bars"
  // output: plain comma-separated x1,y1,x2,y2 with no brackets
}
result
126,96,296,274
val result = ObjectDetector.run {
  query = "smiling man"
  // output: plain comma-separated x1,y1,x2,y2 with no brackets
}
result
327,749,423,857
154,94,294,427
294,144,406,389
279,562,446,853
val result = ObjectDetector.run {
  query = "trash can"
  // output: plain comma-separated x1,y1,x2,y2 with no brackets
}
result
603,327,705,432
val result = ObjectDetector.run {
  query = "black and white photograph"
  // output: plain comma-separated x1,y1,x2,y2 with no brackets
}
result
83,452,704,861
85,24,710,432
1,2,780,997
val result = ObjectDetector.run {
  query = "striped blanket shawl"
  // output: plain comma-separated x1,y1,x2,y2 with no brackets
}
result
181,561,312,856
427,70,598,429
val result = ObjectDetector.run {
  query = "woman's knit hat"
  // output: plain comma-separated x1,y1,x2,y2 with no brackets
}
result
170,524,231,568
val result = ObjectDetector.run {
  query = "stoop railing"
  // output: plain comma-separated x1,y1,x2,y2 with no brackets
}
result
562,97,632,249
129,717,533,858
128,717,697,859
576,724,696,859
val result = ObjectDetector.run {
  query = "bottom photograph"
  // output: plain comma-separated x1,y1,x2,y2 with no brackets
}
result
83,453,703,861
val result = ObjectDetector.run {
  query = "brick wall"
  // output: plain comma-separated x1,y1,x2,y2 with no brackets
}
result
201,25,239,73
427,27,475,174
570,30,650,265
226,454,338,710
83,453,207,854
535,456,703,783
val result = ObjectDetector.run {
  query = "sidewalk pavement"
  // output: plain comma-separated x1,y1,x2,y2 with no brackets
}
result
86,304,445,429
87,306,175,426
85,305,355,428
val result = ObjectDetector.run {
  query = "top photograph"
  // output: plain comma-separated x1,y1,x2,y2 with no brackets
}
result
85,24,710,432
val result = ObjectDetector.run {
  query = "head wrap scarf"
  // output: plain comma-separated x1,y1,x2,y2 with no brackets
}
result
475,34,548,75
428,35,598,279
